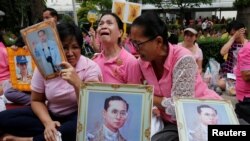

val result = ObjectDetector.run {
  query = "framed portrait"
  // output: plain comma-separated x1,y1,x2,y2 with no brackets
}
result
175,98,239,141
111,0,142,24
20,20,66,79
7,47,35,91
126,2,142,24
112,0,126,22
77,83,153,141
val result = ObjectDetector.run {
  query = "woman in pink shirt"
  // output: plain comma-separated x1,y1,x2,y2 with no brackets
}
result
93,12,142,84
0,34,10,95
130,12,221,141
178,28,203,74
0,22,102,141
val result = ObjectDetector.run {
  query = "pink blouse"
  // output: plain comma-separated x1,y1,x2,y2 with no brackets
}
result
139,44,221,123
0,42,10,83
93,47,142,84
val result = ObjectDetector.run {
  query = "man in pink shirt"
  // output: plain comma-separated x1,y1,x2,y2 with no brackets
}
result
235,42,250,102
130,12,221,141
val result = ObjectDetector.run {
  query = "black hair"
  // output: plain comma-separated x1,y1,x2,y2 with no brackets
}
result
14,36,25,47
57,22,83,48
168,33,179,45
104,96,129,111
197,104,217,114
99,12,124,44
0,32,4,44
43,7,59,20
131,11,168,46
226,20,245,33
38,29,46,35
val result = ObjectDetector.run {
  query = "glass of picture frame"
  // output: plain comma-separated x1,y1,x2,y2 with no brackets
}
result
21,20,66,79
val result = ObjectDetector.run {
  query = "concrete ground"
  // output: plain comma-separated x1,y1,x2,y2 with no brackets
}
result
221,92,249,125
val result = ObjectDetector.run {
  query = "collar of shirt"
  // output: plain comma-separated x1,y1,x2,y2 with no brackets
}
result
75,55,89,72
42,42,48,48
139,43,174,71
98,47,125,64
103,125,118,141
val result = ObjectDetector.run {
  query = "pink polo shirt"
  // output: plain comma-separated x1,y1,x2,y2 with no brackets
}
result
139,44,221,123
31,55,102,116
93,47,142,84
0,42,10,83
235,42,250,101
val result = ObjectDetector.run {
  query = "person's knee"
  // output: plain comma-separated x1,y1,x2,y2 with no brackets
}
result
0,111,11,127
151,132,179,141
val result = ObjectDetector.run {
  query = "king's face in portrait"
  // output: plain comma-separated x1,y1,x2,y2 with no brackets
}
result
103,100,128,132
199,106,218,125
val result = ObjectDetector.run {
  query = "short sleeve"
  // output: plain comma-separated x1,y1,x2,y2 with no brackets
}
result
31,68,45,93
171,56,197,97
83,60,103,82
238,45,250,71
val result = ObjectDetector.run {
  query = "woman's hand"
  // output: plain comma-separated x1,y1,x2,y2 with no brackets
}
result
89,27,96,37
44,121,61,141
60,62,81,89
233,28,245,40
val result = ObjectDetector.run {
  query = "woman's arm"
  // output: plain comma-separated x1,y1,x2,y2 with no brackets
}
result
220,36,235,56
60,61,102,102
158,56,197,117
31,90,60,141
196,45,203,74
241,70,250,82
60,62,82,101
220,28,245,56
31,91,52,126
171,56,197,97
89,27,101,53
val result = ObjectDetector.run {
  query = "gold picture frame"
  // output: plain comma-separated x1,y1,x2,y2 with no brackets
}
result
111,0,142,24
112,0,126,22
7,47,35,91
20,20,66,79
175,98,239,141
127,2,142,24
77,83,153,141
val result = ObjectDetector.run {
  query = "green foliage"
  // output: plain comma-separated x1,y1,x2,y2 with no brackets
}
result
197,38,229,70
60,14,75,23
77,2,98,29
0,0,46,35
234,0,250,8
145,0,212,9
167,24,182,30
212,24,226,31
2,32,17,46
